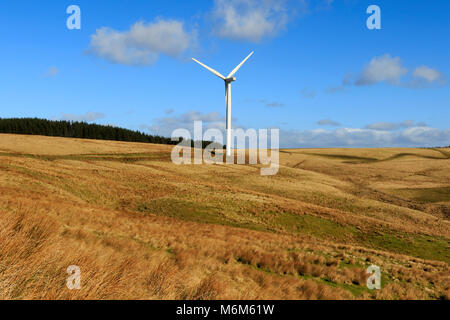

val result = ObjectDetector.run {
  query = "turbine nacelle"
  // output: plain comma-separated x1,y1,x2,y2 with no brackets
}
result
226,77,236,83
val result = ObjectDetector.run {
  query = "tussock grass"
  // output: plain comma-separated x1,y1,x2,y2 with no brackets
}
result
0,134,449,299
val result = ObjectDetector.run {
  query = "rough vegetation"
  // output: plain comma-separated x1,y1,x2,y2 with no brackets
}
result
0,134,448,299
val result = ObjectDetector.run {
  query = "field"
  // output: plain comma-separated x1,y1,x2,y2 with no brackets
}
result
0,133,449,299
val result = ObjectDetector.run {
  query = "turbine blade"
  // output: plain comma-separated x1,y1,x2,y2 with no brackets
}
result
227,51,254,78
192,58,225,80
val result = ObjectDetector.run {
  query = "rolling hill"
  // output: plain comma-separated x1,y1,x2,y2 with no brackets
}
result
0,133,448,299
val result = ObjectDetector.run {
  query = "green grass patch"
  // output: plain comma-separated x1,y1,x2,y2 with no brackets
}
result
136,197,267,231
305,153,378,163
381,153,446,162
321,277,370,297
137,198,223,224
270,211,359,241
358,232,449,263
274,211,449,263
390,187,450,203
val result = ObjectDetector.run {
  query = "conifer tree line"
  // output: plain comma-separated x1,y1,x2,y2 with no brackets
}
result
0,118,222,149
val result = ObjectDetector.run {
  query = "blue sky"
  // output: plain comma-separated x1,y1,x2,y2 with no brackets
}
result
0,0,449,147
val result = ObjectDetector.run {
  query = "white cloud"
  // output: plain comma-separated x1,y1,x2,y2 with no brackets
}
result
356,54,408,86
365,120,420,131
325,85,344,94
366,120,414,130
412,65,447,86
325,73,353,93
142,111,448,148
257,99,285,107
279,126,450,148
337,55,447,89
211,0,289,42
413,66,441,82
46,66,59,77
399,120,415,128
365,122,397,131
263,100,285,107
88,18,195,66
60,112,106,122
300,88,316,98
141,111,228,137
142,108,449,148
317,119,341,126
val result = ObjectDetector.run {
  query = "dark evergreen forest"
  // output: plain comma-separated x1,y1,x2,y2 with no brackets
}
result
0,118,221,149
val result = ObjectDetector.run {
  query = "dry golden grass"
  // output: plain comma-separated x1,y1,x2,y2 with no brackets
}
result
0,134,448,300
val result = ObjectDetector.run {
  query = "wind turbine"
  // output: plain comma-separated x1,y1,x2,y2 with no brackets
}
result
192,52,254,157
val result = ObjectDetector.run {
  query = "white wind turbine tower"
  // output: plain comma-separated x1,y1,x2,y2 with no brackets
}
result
192,52,254,157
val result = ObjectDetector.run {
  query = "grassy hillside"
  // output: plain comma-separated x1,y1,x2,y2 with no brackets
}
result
0,134,448,299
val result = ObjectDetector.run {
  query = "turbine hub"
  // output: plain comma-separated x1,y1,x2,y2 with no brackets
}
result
226,77,236,83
